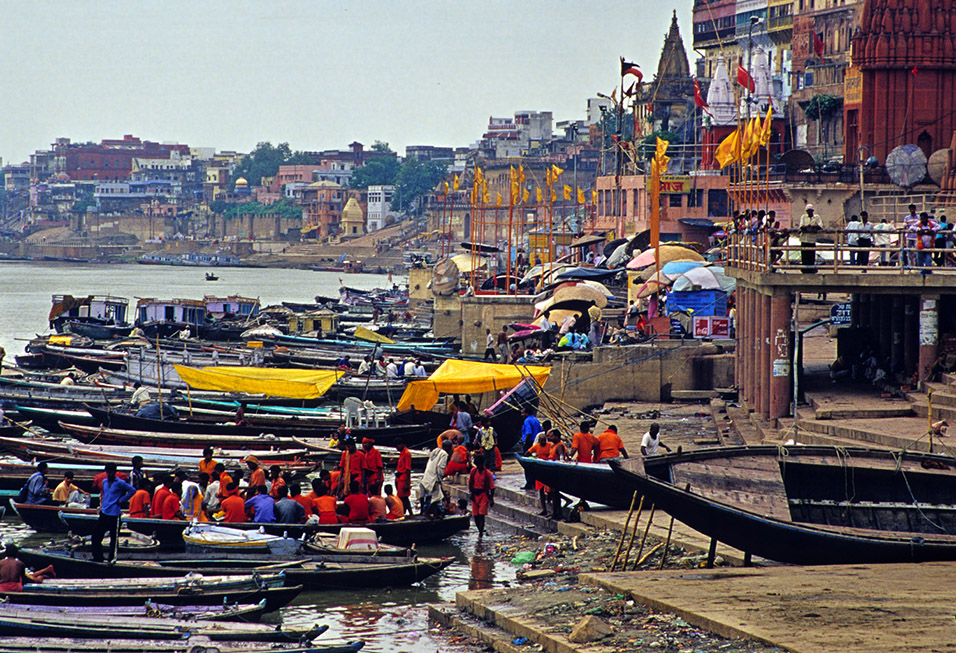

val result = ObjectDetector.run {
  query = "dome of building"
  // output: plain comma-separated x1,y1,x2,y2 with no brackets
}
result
54,172,71,182
341,197,364,221
234,177,248,188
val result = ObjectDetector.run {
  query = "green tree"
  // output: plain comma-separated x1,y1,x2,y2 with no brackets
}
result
231,142,311,188
371,141,394,153
350,156,401,189
803,94,841,121
392,159,448,214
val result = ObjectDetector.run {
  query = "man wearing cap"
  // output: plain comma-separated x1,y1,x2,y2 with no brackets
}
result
91,462,136,563
244,456,266,498
798,204,823,273
361,438,384,496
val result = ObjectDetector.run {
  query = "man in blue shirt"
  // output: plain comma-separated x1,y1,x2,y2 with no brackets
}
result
91,462,135,563
25,462,52,505
520,407,544,490
244,484,276,523
451,402,474,445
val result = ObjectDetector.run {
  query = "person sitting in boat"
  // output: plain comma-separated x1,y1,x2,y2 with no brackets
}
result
288,482,313,519
361,438,384,496
219,482,246,523
640,423,671,456
150,473,171,518
342,480,370,524
234,403,249,427
199,448,218,478
130,382,151,408
0,543,55,592
161,481,183,520
368,492,388,523
129,477,151,519
244,456,266,498
443,433,471,478
175,470,203,521
336,356,352,371
385,358,400,379
414,359,427,377
274,485,306,524
310,482,340,524
357,356,372,376
384,484,405,521
23,462,53,506
202,465,224,518
403,358,416,377
244,484,276,523
130,455,148,490
267,465,286,498
52,471,90,507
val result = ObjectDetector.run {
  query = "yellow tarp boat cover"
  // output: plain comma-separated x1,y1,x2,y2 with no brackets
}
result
174,365,344,399
354,325,396,345
397,359,551,412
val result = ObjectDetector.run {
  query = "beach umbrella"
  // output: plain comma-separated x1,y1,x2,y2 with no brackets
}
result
544,308,583,326
661,260,705,277
450,254,486,273
551,283,608,308
579,280,615,299
635,278,669,299
627,245,704,270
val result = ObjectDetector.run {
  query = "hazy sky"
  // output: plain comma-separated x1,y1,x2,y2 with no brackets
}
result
1,1,693,164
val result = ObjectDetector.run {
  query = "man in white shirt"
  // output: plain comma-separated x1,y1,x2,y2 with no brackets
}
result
357,356,371,376
131,383,151,407
414,359,427,377
798,204,823,273
873,218,894,265
385,359,399,379
403,359,416,377
640,423,671,456
419,441,451,514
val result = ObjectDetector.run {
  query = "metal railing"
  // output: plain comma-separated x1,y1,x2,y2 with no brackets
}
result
724,228,956,274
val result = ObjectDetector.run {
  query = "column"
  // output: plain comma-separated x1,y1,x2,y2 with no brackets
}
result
878,298,892,362
769,291,793,420
903,298,917,377
741,288,751,404
858,294,869,330
752,289,762,412
760,292,772,420
851,293,862,328
868,293,880,347
891,296,904,370
918,294,940,383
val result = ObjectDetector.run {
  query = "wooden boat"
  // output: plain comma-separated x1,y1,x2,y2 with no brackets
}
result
0,574,300,612
60,510,471,548
0,600,269,622
0,639,364,653
17,547,454,590
0,608,325,641
11,502,97,533
64,320,134,340
81,407,430,445
515,456,633,508
184,523,302,556
205,272,219,281
609,444,956,565
13,404,97,430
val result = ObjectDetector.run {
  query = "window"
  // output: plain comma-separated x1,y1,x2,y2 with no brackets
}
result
669,194,683,208
688,189,705,208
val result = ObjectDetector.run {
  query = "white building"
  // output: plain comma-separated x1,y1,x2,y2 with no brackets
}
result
367,185,398,232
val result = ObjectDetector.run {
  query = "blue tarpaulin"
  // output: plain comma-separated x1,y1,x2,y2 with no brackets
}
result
667,290,727,317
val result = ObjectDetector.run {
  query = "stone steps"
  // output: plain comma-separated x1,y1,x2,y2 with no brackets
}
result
910,401,956,421
429,603,528,653
794,429,899,451
795,418,934,452
442,481,555,539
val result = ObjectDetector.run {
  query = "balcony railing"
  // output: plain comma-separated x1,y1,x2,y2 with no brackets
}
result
724,228,956,274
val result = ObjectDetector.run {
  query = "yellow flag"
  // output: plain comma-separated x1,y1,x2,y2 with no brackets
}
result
592,189,598,204
443,181,449,194
563,185,572,201
453,174,460,191
741,117,760,160
496,192,503,206
482,181,489,204
523,188,530,203
551,189,557,203
758,106,773,147
654,137,670,175
509,166,519,201
546,168,552,185
715,129,740,169
577,187,586,204
518,165,526,184
551,164,564,178
536,187,543,203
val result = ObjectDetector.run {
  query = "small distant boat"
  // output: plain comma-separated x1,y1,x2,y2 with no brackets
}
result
205,272,219,281
184,523,302,556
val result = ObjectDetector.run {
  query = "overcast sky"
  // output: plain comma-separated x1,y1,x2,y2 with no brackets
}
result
0,1,693,164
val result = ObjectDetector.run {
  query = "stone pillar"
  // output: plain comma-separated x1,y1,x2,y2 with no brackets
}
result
891,296,904,370
741,289,752,404
759,293,772,419
868,294,880,347
903,298,917,377
878,298,892,362
851,293,862,328
858,294,869,330
918,294,940,383
753,290,764,414
769,291,792,420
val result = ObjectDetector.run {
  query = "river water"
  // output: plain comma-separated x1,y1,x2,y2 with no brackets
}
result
0,260,518,652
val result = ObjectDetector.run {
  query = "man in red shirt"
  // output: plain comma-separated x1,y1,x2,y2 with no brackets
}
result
361,438,384,496
244,457,266,498
570,421,597,463
468,455,495,537
394,439,413,515
342,480,370,523
338,439,365,491
128,478,151,519
150,473,171,519
161,482,183,520
220,482,246,522
288,482,313,517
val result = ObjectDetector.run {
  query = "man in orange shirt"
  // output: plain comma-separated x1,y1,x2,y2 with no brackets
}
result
570,421,597,463
161,482,183,520
150,473,171,519
383,483,405,521
361,438,384,496
338,439,364,491
394,439,413,515
128,478,151,519
595,425,629,461
288,482,313,518
526,432,553,517
220,482,246,522
199,447,218,477
244,457,266,497
443,434,471,478
268,465,286,498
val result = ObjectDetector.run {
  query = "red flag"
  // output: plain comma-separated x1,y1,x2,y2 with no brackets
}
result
813,32,826,62
621,57,643,84
693,78,713,117
736,64,755,92
623,81,636,97
911,65,919,75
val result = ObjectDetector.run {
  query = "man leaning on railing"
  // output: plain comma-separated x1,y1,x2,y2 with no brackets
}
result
797,204,823,273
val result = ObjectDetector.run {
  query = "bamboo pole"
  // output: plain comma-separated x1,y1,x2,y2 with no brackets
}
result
634,503,656,562
658,515,676,569
611,492,639,571
620,499,645,571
